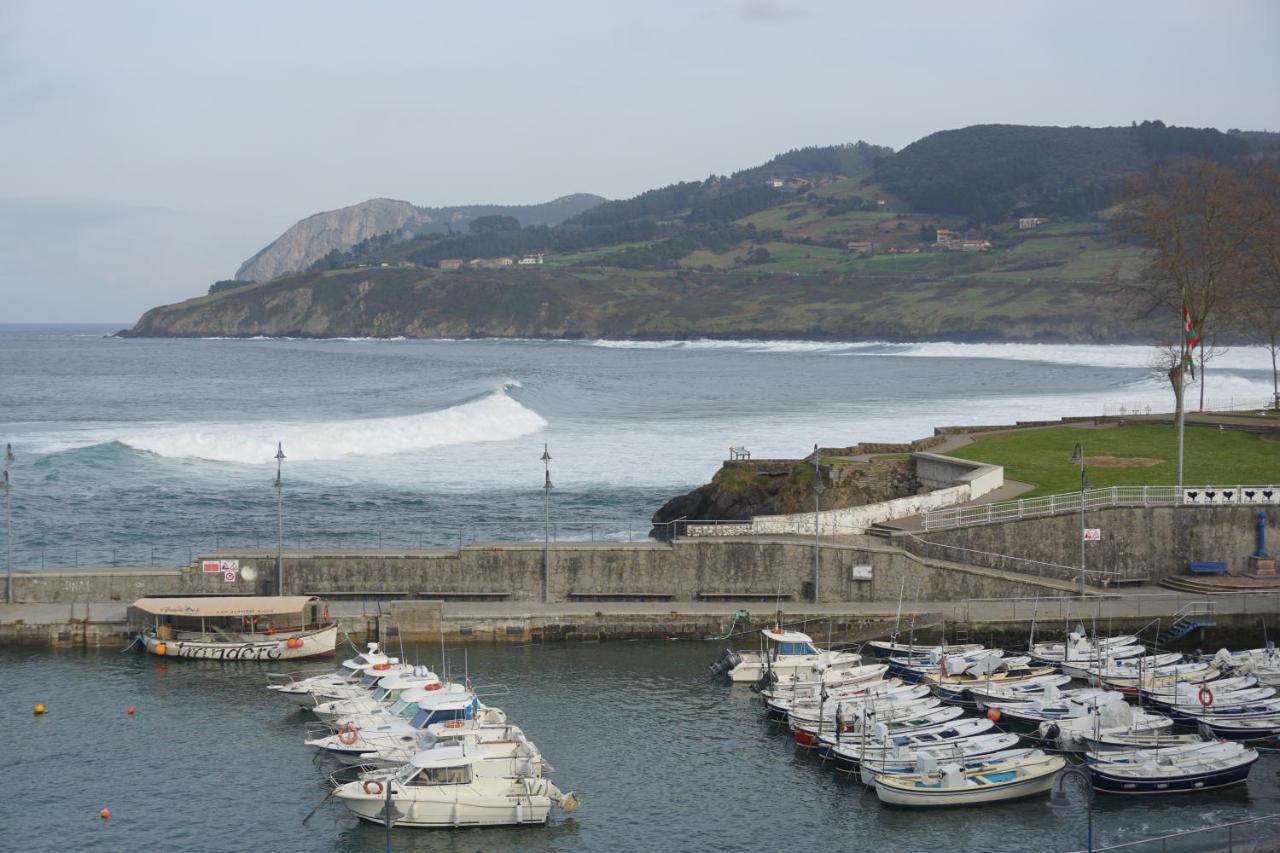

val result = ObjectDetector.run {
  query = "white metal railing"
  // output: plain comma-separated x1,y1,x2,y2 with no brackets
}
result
1066,812,1280,852
923,484,1280,531
897,531,1124,586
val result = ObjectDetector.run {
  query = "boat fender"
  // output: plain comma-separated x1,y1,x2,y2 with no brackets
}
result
1198,685,1214,708
338,723,360,746
323,606,330,623
445,719,466,729
362,779,383,796
426,683,443,692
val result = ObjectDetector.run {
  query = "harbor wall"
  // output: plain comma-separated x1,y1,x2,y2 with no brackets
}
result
918,506,1275,581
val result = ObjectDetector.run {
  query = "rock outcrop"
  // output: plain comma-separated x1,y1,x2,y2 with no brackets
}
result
235,194,604,283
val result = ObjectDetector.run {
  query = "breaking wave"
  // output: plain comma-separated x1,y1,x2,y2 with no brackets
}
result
110,385,546,464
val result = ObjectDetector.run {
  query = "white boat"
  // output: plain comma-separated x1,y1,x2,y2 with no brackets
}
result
868,640,983,659
267,642,403,707
714,628,861,683
1080,730,1208,752
967,674,1074,710
1140,676,1258,707
311,669,442,723
131,596,337,662
307,683,479,762
767,662,889,691
856,737,1027,786
1212,646,1280,687
1085,741,1259,794
873,754,1066,807
332,745,579,828
764,682,927,721
344,717,536,771
1071,652,1183,683
824,717,998,768
1030,630,1142,669
1100,663,1220,695
1038,700,1173,751
983,686,1122,725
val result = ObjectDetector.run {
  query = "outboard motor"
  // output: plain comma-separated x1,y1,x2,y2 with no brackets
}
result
752,668,776,693
1041,722,1062,745
708,648,742,677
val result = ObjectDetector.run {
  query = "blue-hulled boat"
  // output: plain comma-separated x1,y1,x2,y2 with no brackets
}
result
1085,741,1259,794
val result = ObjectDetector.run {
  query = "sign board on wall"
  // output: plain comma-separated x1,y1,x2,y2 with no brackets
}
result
203,559,239,573
1083,529,1101,541
223,569,237,583
850,564,873,581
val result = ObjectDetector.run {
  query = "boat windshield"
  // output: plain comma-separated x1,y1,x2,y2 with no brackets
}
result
371,687,391,701
359,674,381,689
775,641,818,657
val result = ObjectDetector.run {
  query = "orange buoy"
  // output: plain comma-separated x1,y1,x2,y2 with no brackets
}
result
154,643,167,656
986,708,1001,722
425,682,443,691
33,703,45,715
126,706,135,716
99,809,110,820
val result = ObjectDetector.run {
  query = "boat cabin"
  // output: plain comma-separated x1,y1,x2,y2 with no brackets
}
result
405,685,479,728
395,746,476,787
764,628,820,658
129,595,327,642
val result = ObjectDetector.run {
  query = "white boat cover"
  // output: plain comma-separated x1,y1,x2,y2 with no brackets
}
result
131,596,319,617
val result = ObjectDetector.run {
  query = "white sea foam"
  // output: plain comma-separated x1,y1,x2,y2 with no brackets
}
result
110,387,546,464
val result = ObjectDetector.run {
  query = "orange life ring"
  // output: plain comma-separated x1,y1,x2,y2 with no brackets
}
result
425,682,443,691
1198,685,1214,708
444,719,466,729
338,723,359,746
362,779,384,796
372,663,391,671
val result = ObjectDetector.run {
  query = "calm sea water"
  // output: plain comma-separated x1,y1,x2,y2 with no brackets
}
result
4,643,1277,853
0,324,1272,567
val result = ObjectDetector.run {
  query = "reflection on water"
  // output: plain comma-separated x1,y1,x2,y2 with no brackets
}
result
3,642,1277,853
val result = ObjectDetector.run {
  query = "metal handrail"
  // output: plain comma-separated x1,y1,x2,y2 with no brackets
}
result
897,530,1123,583
1065,812,1280,852
923,484,1280,532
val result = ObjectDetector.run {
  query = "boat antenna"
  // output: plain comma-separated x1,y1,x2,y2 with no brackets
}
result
891,576,905,646
1028,595,1039,654
438,600,446,680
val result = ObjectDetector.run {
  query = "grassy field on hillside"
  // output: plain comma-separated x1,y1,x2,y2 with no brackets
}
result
946,424,1280,496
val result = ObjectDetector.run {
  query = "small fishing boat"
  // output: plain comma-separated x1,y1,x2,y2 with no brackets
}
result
767,662,889,691
967,674,1074,710
873,754,1066,807
856,737,1027,786
764,681,926,722
1140,676,1259,708
889,647,1001,683
1038,700,1173,751
1081,730,1209,752
711,628,860,684
131,596,336,661
267,642,402,707
1070,652,1183,685
824,717,998,770
1085,741,1260,794
789,697,948,746
868,640,983,659
1029,629,1142,670
983,685,1120,727
794,703,962,749
1160,691,1280,726
1211,645,1280,686
1099,663,1220,696
311,669,442,723
1184,712,1280,741
331,745,579,828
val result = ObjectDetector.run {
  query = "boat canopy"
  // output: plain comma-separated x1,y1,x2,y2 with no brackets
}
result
131,596,320,618
410,745,474,768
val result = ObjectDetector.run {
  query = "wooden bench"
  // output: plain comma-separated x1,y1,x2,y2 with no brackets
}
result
567,591,674,601
1189,561,1228,575
729,446,751,460
698,591,794,601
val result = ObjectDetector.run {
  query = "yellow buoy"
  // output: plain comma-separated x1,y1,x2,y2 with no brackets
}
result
33,703,45,715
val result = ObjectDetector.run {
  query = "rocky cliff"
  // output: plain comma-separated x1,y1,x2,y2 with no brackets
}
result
235,194,604,283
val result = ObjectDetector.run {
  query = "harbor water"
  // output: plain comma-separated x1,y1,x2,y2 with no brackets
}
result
4,642,1278,852
1,325,1273,567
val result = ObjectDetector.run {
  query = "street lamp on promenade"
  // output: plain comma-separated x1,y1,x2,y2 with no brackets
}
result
812,444,825,604
275,442,286,596
4,443,13,604
541,445,553,603
1070,442,1090,596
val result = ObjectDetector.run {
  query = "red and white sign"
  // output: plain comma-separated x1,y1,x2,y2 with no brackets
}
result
1083,528,1102,541
223,569,238,583
202,560,221,573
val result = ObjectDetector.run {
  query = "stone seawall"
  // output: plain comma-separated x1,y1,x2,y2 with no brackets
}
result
919,505,1274,581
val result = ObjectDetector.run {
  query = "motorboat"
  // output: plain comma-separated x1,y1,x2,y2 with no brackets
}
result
1211,646,1280,687
267,642,403,707
1081,730,1210,752
1030,629,1143,671
306,684,479,762
788,697,947,746
856,737,1027,786
1099,662,1220,696
873,754,1066,807
889,648,1002,684
1159,691,1280,726
811,708,977,757
1038,700,1173,751
343,717,538,771
824,717,998,770
331,745,579,828
1071,652,1183,685
763,682,926,722
311,669,442,723
967,674,1074,710
766,662,889,692
1190,713,1280,741
867,640,982,659
794,702,962,749
982,685,1120,726
1085,741,1259,794
130,596,337,662
1140,676,1259,708
927,658,1058,706
710,628,861,684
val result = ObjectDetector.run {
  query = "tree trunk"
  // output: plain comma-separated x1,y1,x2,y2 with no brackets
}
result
1271,333,1279,410
1198,341,1205,412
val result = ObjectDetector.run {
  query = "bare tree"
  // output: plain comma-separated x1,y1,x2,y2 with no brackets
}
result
1120,159,1253,484
1236,163,1280,409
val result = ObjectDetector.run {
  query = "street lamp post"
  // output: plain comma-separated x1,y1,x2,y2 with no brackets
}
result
4,443,13,604
541,445,553,603
275,442,286,596
1071,442,1090,596
812,444,825,604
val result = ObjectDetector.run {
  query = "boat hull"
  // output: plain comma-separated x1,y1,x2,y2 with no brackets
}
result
1087,756,1258,794
144,624,337,662
874,770,1059,807
340,790,552,827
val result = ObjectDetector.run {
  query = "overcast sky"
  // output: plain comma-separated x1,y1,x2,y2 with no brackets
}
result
2,0,1278,323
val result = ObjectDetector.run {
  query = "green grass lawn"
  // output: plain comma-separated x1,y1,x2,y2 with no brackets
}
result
945,424,1280,497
